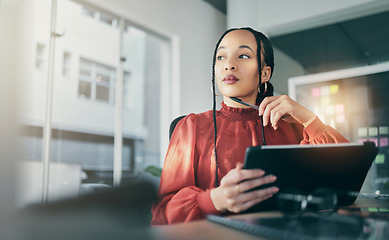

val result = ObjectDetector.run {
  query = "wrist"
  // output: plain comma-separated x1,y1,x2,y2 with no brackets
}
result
301,113,316,128
210,188,227,213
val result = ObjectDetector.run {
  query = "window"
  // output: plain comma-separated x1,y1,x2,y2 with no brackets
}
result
95,62,115,103
18,0,171,206
81,7,95,18
78,58,115,104
99,12,118,27
81,6,118,28
78,58,92,100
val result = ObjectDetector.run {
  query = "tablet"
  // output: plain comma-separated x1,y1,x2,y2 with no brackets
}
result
243,141,378,213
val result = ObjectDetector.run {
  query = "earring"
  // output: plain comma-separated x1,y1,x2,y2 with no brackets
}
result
211,85,220,96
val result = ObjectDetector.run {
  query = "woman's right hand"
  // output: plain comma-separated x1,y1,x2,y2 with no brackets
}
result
210,163,279,213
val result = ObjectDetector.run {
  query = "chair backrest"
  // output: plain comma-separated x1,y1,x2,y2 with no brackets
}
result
169,115,186,140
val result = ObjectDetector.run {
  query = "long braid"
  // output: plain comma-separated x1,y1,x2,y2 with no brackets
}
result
256,33,267,146
212,80,218,187
241,28,276,145
258,36,268,146
212,29,235,187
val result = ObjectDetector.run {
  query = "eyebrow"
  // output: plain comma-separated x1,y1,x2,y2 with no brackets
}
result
217,45,254,53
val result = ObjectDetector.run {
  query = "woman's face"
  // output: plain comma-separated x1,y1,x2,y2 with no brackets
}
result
215,30,263,104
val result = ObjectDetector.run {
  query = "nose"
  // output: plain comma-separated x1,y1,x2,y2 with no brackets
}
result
225,60,236,71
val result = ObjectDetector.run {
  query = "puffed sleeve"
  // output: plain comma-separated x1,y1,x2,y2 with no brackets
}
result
151,114,220,225
300,117,349,144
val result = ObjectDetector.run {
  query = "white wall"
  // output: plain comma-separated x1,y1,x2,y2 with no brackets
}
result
0,0,21,237
84,0,227,116
272,47,304,95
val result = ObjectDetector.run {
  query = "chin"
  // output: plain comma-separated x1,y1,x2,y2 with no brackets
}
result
220,89,241,97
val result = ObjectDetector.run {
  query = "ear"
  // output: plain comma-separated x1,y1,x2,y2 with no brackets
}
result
261,66,271,84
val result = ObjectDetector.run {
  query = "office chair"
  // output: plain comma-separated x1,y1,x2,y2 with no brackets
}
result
169,115,186,140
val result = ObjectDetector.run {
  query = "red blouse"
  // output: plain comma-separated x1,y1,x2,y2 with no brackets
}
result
151,102,348,225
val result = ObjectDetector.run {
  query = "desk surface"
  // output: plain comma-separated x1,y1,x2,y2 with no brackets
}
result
151,197,389,240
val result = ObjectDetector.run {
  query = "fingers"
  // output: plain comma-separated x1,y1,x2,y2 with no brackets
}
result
221,168,265,186
227,186,279,213
215,165,279,213
237,174,277,193
259,96,284,128
235,162,243,171
222,173,277,199
259,95,299,129
269,105,288,130
259,95,318,129
258,96,274,118
231,194,272,213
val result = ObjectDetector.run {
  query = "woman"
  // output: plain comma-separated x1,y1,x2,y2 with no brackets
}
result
151,27,348,225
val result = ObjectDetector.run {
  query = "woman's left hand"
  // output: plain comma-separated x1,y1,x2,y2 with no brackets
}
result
258,95,316,130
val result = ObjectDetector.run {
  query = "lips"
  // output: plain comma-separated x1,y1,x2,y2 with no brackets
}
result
223,75,239,84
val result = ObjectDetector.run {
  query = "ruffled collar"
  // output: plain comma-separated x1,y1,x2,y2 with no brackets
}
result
219,102,260,122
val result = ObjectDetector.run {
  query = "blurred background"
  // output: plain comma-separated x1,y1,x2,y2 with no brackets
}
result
1,0,389,239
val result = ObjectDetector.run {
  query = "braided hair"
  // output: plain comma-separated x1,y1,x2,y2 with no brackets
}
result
211,27,275,187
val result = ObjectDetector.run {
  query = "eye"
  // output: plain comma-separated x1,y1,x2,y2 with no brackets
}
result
239,54,250,59
217,56,225,61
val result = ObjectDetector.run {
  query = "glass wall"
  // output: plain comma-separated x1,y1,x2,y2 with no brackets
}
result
16,0,170,206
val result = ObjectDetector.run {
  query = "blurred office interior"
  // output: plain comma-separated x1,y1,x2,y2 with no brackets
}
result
1,0,389,239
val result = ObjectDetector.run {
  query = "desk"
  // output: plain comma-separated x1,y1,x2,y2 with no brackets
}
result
152,197,389,240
